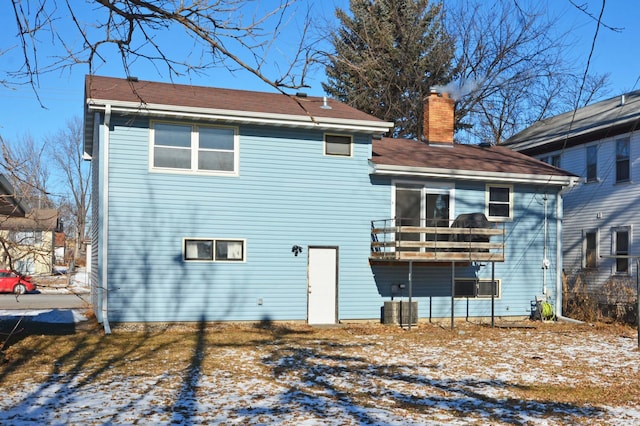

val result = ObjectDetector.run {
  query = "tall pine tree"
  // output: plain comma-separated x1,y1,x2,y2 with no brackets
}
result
323,0,454,138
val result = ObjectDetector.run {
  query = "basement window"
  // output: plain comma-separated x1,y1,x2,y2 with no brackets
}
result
184,238,245,262
454,279,501,298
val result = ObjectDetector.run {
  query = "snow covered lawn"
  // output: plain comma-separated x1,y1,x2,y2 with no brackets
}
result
0,321,639,425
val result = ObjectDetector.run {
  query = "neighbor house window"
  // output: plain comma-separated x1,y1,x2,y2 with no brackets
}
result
184,238,245,262
586,145,598,183
325,134,352,156
616,138,630,183
584,230,598,269
454,279,500,298
612,227,630,274
152,122,238,174
486,185,513,221
10,231,42,245
541,155,561,168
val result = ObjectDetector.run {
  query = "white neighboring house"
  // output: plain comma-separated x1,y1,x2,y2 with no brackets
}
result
504,91,640,301
0,208,62,275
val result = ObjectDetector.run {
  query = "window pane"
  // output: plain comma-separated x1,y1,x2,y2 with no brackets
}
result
477,280,499,297
617,160,630,182
616,231,629,253
154,147,191,169
325,135,351,156
617,139,630,159
490,187,510,203
587,146,597,182
489,203,510,217
200,127,235,150
616,140,630,182
216,240,244,261
585,232,597,268
199,151,234,171
155,123,191,148
185,240,213,260
615,230,629,273
454,280,475,297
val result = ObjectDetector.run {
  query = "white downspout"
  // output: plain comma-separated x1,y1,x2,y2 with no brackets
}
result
101,105,112,334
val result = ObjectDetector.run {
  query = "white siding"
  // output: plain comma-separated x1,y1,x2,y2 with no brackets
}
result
550,130,640,295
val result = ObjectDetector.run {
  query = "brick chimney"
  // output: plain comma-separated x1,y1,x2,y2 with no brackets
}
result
423,88,454,144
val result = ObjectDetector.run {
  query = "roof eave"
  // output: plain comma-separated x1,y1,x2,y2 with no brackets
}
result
370,163,579,186
86,99,394,134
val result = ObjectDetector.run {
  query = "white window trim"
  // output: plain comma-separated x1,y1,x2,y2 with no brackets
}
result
183,238,246,263
150,120,239,176
485,184,513,222
454,278,501,299
324,133,353,157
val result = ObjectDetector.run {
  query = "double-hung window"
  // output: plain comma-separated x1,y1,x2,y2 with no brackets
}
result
152,122,238,174
616,138,630,183
486,185,513,221
612,227,631,274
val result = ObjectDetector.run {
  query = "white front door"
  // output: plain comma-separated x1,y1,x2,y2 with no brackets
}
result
307,246,338,325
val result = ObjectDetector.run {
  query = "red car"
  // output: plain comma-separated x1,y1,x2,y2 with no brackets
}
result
0,270,36,294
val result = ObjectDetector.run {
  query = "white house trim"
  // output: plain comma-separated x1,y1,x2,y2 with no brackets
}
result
371,163,580,186
86,99,394,134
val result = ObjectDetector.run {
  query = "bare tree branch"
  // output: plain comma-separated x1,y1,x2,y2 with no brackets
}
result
6,0,314,95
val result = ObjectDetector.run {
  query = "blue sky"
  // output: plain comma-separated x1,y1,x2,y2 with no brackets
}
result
0,0,638,145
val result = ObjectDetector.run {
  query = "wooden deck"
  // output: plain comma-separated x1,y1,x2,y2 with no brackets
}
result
371,224,505,263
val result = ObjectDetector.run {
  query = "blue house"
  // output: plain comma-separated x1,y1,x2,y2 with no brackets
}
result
83,76,577,331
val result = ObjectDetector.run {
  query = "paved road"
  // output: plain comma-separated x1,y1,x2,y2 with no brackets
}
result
0,293,90,310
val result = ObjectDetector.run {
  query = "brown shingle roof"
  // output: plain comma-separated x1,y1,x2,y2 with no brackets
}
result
372,138,575,178
0,209,59,231
85,75,384,123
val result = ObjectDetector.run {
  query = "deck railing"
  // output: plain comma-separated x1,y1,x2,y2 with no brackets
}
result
371,218,505,262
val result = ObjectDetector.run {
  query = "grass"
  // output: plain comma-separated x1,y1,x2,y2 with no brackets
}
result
1,317,639,410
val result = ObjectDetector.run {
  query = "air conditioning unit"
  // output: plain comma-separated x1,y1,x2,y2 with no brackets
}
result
383,301,418,326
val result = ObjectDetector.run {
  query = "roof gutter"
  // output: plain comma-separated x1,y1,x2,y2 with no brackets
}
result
370,163,580,186
86,99,393,135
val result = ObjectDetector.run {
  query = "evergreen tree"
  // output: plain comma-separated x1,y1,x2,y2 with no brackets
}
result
323,0,454,138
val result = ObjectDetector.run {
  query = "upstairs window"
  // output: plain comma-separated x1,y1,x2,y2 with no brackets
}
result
586,145,598,183
616,138,630,183
325,134,352,156
152,122,238,174
541,154,561,168
486,185,513,221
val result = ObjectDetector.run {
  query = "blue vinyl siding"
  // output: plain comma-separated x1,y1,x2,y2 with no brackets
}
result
97,115,562,323
102,116,389,322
